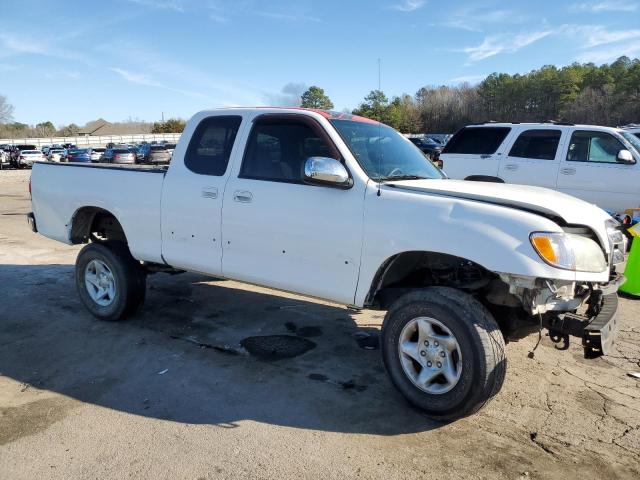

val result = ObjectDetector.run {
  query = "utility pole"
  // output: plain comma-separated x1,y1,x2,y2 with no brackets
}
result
161,111,165,122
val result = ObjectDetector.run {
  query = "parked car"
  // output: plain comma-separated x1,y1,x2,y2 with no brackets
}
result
28,107,625,421
41,145,51,156
102,146,136,164
61,143,77,150
137,144,171,164
65,148,92,163
13,149,45,168
439,122,640,213
164,143,176,158
622,124,640,139
90,148,106,162
0,145,12,169
408,136,443,159
47,148,65,162
10,144,38,168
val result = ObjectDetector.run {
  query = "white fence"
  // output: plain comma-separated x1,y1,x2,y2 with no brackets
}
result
0,133,182,148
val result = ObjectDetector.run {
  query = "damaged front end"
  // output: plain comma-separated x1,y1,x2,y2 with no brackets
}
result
497,273,624,357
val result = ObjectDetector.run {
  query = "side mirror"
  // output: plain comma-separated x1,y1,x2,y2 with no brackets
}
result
617,149,636,164
303,157,352,189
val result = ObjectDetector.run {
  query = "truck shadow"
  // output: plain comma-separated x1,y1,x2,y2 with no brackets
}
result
0,263,501,436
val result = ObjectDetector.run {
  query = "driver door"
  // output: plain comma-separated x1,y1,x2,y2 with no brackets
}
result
221,113,365,305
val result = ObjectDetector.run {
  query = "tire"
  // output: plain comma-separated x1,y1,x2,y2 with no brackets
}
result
75,241,146,321
381,287,506,421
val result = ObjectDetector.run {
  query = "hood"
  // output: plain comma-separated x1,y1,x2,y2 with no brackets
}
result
386,179,611,247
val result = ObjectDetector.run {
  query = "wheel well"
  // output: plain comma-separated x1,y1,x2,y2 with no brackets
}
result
464,175,504,183
70,207,127,244
365,251,497,309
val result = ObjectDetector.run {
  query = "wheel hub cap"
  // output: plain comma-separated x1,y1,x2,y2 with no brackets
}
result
84,259,116,307
398,317,463,394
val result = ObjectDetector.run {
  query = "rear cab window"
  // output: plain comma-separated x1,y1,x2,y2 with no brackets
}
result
442,127,511,155
185,115,243,176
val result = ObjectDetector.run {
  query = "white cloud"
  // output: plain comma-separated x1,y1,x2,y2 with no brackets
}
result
392,0,426,12
264,83,307,107
127,0,184,12
569,1,639,12
576,41,640,63
110,67,208,99
462,30,552,61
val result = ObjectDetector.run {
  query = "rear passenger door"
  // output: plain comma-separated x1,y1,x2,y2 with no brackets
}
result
161,115,244,275
497,128,564,188
440,126,512,180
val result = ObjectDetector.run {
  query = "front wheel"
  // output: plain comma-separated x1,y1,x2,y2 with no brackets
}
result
381,287,506,421
75,241,146,321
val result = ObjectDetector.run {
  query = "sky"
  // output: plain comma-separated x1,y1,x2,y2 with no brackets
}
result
1,0,640,126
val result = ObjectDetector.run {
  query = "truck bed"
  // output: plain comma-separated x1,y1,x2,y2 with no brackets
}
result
30,161,167,264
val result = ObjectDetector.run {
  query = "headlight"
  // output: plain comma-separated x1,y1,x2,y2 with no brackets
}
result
530,232,607,273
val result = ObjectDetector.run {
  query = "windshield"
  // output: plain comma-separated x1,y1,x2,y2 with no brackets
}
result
70,149,89,154
621,131,640,154
330,120,444,181
50,149,63,153
113,149,131,154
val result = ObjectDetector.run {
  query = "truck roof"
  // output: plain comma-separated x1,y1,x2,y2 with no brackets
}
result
192,107,380,124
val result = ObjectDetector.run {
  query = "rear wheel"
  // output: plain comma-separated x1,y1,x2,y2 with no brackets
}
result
75,241,146,321
381,287,506,421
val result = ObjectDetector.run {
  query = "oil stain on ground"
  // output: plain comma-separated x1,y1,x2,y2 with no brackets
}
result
241,335,316,360
0,396,78,446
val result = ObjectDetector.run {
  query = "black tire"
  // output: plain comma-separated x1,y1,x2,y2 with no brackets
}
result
75,241,146,321
381,287,506,421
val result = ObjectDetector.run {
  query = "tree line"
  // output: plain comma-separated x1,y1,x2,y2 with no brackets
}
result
2,56,639,138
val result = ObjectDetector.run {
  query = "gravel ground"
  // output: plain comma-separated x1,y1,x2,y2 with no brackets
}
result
0,169,639,480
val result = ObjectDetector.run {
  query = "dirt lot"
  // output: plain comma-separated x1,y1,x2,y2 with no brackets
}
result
0,169,639,479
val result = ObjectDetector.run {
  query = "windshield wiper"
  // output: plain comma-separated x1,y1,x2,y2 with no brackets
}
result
379,174,428,182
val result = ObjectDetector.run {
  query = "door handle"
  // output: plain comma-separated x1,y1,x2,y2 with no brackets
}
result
480,154,492,159
201,187,218,199
233,190,253,203
504,163,518,171
560,167,576,175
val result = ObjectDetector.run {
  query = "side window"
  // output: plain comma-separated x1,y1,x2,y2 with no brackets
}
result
442,127,511,155
240,117,338,183
508,129,561,160
184,115,242,175
566,131,625,164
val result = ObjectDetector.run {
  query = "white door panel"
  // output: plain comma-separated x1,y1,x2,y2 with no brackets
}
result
497,128,565,188
556,130,640,213
221,179,363,304
161,114,246,274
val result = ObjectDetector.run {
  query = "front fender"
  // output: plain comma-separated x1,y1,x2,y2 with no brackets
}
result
354,184,608,307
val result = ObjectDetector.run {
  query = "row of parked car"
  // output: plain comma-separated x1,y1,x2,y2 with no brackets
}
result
0,141,176,169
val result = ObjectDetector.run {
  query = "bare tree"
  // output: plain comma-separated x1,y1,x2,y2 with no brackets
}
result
0,94,14,124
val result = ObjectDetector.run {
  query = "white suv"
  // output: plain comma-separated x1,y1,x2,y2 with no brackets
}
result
440,122,640,213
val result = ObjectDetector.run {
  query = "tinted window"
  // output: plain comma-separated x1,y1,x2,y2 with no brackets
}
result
508,129,561,160
240,117,337,183
185,115,242,176
442,127,511,155
566,131,625,164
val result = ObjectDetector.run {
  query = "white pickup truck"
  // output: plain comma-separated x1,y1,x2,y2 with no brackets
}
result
28,108,626,420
